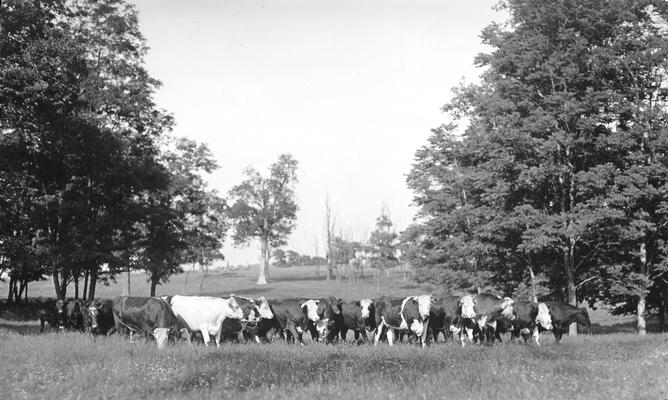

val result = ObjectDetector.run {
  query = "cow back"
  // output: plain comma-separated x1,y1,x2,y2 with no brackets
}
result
112,296,178,334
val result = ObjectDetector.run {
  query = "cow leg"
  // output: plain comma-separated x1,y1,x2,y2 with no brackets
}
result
374,321,385,346
359,329,368,343
386,328,394,346
532,326,541,346
553,330,563,344
200,325,211,346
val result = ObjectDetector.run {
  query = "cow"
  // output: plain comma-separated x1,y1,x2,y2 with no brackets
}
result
111,296,181,349
264,299,311,345
373,296,426,347
543,301,591,343
64,299,85,331
428,295,470,344
502,301,553,345
39,299,65,332
220,296,274,343
336,298,376,343
302,297,341,342
469,293,515,344
83,299,115,336
169,295,244,347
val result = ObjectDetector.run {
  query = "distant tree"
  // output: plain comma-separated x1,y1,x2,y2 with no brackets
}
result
285,250,300,266
228,154,299,285
272,248,287,266
324,195,337,280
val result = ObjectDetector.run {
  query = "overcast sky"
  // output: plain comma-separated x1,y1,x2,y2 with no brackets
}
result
133,0,506,266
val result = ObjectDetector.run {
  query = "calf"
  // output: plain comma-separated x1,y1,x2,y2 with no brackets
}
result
112,296,181,349
169,295,244,347
373,296,426,347
543,301,590,343
336,299,376,343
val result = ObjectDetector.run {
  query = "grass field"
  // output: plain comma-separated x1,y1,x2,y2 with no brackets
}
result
1,265,667,399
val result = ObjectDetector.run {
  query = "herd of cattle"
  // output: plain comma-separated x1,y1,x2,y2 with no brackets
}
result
38,293,592,349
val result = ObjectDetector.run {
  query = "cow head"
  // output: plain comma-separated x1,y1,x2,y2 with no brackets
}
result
301,299,320,322
360,299,373,319
152,327,172,349
227,297,244,320
414,295,432,319
535,303,552,330
314,319,329,338
256,297,274,319
459,295,476,319
410,319,425,337
499,297,515,320
55,299,66,329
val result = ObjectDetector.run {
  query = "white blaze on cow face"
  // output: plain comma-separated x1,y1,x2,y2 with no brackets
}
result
256,297,274,319
477,315,488,330
535,303,553,330
227,297,244,320
415,295,432,319
500,297,515,320
301,300,320,321
153,328,171,349
88,306,98,329
460,295,476,319
360,299,373,319
315,318,329,338
410,319,424,337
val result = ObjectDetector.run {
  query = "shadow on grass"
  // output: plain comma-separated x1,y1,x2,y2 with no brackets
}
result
590,318,662,334
0,319,43,335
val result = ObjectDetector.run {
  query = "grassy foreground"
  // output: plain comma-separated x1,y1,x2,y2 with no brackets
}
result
1,328,667,400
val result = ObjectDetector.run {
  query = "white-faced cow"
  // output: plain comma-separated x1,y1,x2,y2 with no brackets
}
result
468,293,515,345
111,296,181,349
302,297,341,342
501,301,553,345
542,301,591,343
220,295,274,343
335,298,376,343
373,296,427,347
169,295,244,347
428,295,474,344
83,299,115,336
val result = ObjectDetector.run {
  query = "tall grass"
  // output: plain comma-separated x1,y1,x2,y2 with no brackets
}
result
2,328,666,400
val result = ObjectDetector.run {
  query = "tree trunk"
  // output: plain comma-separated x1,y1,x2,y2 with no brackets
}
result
122,266,131,296
659,293,666,333
638,242,647,335
528,265,538,302
74,275,79,299
24,281,27,302
565,248,578,336
257,237,268,285
17,279,26,301
83,270,89,301
52,269,62,300
87,269,97,301
150,276,159,297
8,276,15,302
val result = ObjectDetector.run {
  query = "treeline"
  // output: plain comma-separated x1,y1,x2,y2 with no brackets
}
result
0,0,226,300
403,0,668,333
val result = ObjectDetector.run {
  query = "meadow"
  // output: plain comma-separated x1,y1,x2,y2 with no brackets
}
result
1,265,667,400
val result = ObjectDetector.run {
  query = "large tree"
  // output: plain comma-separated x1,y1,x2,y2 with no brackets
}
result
407,0,668,334
228,154,298,285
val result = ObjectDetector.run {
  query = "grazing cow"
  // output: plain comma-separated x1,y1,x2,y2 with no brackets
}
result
39,299,65,332
83,299,115,336
112,296,180,349
373,296,426,347
264,299,312,345
470,293,515,344
499,301,553,345
336,299,376,343
169,295,244,347
221,296,274,342
543,301,591,343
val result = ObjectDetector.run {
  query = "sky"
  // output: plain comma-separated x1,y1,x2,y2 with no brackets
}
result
132,0,507,266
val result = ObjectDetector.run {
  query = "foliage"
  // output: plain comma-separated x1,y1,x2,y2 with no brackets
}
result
406,0,668,323
368,209,398,270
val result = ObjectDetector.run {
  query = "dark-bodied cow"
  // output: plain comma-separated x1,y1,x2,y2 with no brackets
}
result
504,301,553,345
373,296,427,347
543,301,590,343
169,295,244,347
336,298,376,343
302,296,341,342
64,299,85,331
469,293,515,344
83,299,115,336
39,299,65,332
265,298,311,345
112,296,180,349
428,295,470,344
221,295,274,343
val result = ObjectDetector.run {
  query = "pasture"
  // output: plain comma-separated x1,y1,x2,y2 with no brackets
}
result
1,265,667,400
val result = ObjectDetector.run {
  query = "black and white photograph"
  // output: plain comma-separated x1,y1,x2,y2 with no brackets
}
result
1,0,667,399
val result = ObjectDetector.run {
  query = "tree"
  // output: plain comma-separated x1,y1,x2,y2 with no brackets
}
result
368,207,398,271
272,248,286,266
228,154,299,285
406,0,668,335
324,195,337,280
